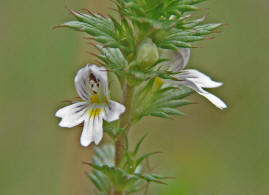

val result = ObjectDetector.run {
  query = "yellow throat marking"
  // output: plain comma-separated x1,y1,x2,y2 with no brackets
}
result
89,109,101,117
91,94,101,104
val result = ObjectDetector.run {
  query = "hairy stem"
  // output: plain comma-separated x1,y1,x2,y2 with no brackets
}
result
114,82,135,195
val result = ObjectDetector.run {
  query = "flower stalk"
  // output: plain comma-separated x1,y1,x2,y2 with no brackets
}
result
115,84,135,195
116,83,135,165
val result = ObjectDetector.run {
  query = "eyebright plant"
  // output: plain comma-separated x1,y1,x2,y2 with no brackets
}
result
55,0,227,194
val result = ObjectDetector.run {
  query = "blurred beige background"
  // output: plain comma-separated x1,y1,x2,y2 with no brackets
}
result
0,0,268,194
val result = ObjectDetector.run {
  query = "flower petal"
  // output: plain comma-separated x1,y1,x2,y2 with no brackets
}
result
160,48,190,72
80,113,104,147
75,64,109,100
174,69,227,109
92,114,104,145
177,80,227,109
74,65,91,100
55,102,88,128
88,65,109,97
178,69,223,88
80,115,94,147
104,100,125,122
198,90,227,109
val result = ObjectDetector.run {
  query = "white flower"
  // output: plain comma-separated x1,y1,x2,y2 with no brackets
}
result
160,48,227,109
55,64,125,147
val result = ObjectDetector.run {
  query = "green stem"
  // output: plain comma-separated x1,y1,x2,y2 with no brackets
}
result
114,82,135,195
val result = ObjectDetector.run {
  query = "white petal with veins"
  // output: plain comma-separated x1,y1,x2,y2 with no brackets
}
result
178,69,223,88
160,48,190,72
159,47,227,110
92,114,104,145
74,65,91,100
80,115,94,147
55,102,88,128
174,69,227,109
104,100,126,122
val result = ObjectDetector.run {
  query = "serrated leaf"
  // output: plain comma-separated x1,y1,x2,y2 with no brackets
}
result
85,163,139,191
133,82,193,121
100,47,128,72
58,11,120,48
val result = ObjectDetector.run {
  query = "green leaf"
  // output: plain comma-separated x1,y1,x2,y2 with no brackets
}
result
150,112,170,119
58,10,120,48
103,120,126,140
133,134,148,157
85,163,139,191
153,99,190,108
135,152,160,168
133,81,193,121
85,162,168,190
158,107,184,116
127,179,145,194
100,47,128,71
88,173,103,191
93,169,111,191
135,173,167,185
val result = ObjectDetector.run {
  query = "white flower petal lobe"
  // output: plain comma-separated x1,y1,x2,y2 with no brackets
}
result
74,65,91,100
178,69,223,88
174,69,227,109
92,114,104,145
55,102,88,128
198,90,227,109
80,115,94,147
104,100,126,122
160,48,190,72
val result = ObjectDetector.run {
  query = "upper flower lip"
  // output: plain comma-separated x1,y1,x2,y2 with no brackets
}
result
159,48,190,72
55,64,125,147
74,64,109,101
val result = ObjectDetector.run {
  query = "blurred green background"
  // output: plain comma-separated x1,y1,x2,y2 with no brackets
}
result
0,0,268,194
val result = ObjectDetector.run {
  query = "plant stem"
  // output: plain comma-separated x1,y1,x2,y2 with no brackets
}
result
114,82,135,195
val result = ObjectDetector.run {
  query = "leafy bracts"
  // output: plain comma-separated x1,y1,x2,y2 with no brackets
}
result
86,143,169,194
133,79,193,121
113,0,223,49
58,10,121,48
156,22,223,49
57,0,222,54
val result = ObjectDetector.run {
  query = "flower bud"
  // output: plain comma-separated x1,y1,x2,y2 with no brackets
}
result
136,38,159,69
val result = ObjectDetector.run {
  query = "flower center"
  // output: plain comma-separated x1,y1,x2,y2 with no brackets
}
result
91,94,101,104
89,109,101,117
